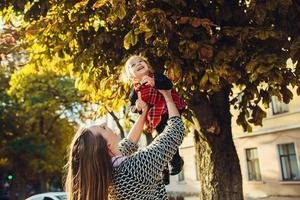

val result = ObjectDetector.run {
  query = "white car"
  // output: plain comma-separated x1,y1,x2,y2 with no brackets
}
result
26,192,67,200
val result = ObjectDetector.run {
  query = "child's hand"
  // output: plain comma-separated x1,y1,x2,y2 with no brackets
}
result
135,91,148,112
141,75,155,87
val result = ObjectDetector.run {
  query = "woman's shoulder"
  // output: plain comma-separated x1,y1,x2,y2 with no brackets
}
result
112,156,127,168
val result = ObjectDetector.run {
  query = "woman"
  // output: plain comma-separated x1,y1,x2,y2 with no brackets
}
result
65,89,185,200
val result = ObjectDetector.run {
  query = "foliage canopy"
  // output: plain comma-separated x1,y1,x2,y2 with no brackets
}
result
1,0,300,130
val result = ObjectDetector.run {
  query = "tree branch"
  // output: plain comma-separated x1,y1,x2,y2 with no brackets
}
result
106,109,125,139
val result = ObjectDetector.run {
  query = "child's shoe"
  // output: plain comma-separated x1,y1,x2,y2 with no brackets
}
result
163,167,170,185
170,157,184,175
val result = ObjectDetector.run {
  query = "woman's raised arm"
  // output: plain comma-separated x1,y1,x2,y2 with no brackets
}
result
123,90,185,183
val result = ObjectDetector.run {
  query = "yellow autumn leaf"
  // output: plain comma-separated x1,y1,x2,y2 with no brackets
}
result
123,30,138,49
92,0,107,9
199,73,209,88
124,31,132,49
74,0,89,9
114,5,126,20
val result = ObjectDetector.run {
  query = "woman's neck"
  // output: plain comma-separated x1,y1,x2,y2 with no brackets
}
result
109,149,122,157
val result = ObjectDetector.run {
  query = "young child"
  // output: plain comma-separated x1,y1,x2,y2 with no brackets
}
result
124,55,187,184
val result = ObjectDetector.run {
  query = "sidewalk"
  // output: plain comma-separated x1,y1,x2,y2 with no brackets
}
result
184,196,300,200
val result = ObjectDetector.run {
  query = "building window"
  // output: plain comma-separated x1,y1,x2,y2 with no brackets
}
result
177,168,185,182
271,96,289,115
246,148,262,181
278,143,300,181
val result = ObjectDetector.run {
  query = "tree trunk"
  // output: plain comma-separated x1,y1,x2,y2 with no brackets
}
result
191,88,243,200
18,178,26,200
39,175,48,193
12,174,26,200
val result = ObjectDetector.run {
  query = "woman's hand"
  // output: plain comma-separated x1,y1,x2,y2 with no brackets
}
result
135,91,148,112
141,75,155,87
159,89,179,118
158,89,172,100
127,93,148,143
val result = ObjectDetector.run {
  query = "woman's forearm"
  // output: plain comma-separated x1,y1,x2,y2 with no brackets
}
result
166,96,180,118
158,89,179,118
126,111,147,143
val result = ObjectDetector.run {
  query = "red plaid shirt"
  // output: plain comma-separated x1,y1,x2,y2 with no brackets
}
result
134,81,186,134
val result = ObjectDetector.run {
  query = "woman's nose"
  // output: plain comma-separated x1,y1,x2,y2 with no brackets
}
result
99,123,107,128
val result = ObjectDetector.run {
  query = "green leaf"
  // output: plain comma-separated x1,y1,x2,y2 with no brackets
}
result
256,65,273,74
266,1,278,11
178,17,189,24
254,4,267,25
208,72,219,85
139,23,151,33
290,36,300,61
297,87,300,96
92,0,107,9
245,60,257,73
123,30,138,50
114,5,126,20
281,86,293,104
74,0,89,9
199,73,208,88
251,105,266,126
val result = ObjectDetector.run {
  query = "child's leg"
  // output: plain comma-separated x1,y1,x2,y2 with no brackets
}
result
169,110,185,175
155,114,169,134
170,149,184,175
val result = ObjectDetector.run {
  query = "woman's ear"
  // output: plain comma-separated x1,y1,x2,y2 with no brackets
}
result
107,143,114,157
107,142,112,150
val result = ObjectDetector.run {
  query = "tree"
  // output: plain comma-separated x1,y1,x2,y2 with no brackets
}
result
1,1,300,199
0,45,84,198
8,66,84,198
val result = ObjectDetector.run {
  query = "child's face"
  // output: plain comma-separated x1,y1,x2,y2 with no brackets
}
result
126,57,150,81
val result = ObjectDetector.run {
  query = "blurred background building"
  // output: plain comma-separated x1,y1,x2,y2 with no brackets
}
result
167,87,300,199
233,88,300,199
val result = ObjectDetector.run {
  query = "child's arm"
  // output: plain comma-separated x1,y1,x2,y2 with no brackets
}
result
154,73,173,90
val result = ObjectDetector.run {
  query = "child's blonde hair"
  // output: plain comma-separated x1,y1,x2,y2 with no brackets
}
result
122,55,154,84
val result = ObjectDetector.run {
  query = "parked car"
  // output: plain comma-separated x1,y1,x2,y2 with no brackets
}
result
26,192,67,200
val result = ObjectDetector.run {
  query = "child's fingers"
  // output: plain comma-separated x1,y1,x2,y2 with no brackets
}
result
142,75,149,80
142,75,150,82
142,76,154,87
146,81,154,87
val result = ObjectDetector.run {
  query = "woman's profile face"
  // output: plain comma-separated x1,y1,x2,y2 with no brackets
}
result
89,123,120,155
126,57,149,81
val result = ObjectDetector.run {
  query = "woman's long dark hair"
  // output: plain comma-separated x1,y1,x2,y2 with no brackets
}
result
65,128,113,200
